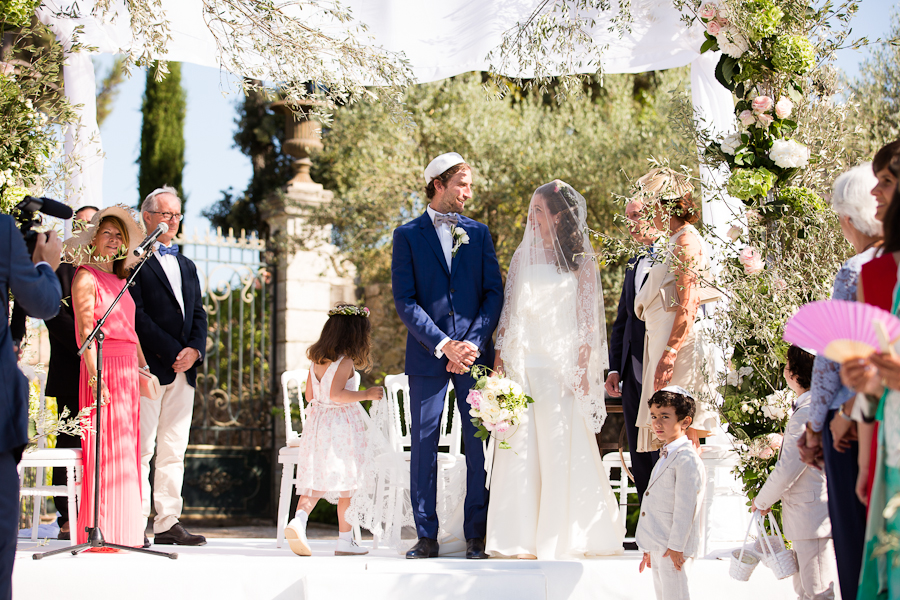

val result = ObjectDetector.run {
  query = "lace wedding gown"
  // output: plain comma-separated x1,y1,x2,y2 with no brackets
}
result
485,181,624,560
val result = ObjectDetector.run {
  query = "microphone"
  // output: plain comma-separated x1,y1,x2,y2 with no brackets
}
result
17,196,74,220
134,222,169,256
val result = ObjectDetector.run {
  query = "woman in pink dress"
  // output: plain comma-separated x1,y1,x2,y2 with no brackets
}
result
65,206,150,549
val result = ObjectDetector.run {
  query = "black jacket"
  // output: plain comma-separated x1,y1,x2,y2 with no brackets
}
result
608,255,647,380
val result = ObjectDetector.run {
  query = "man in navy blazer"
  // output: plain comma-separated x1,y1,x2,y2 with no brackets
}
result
0,216,62,600
392,153,504,559
605,199,659,501
131,186,208,547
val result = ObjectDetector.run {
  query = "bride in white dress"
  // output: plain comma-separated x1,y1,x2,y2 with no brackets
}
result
485,180,625,560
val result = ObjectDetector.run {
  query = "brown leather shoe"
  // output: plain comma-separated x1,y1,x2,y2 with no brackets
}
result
153,523,206,546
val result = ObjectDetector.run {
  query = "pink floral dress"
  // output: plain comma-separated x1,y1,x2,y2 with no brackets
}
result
295,356,367,502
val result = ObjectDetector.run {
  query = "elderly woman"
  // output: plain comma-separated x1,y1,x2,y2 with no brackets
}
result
65,206,152,550
795,162,882,600
633,167,719,451
840,144,900,600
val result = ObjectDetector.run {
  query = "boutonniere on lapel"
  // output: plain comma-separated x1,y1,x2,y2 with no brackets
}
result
451,225,469,257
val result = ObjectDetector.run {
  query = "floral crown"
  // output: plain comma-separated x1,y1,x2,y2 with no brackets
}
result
328,305,370,318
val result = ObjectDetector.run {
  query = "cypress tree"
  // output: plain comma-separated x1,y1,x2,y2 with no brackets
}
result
137,61,187,214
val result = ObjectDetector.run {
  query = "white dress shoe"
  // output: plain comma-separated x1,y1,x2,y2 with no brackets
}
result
335,537,368,556
284,517,311,556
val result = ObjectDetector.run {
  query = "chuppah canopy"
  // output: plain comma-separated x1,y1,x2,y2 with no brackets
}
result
37,0,736,231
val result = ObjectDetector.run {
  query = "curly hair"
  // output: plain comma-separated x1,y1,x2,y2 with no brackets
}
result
425,163,470,200
307,303,373,372
648,390,695,422
535,181,584,272
786,345,814,391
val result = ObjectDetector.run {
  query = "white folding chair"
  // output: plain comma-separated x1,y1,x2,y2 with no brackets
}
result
17,366,82,545
276,367,362,548
374,374,464,549
602,451,637,531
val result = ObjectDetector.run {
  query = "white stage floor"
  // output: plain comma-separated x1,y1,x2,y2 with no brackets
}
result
14,538,796,600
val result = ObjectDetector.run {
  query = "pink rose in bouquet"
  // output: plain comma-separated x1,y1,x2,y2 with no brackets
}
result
752,95,774,114
707,20,721,35
775,97,794,119
738,110,756,128
739,246,764,274
756,113,774,128
767,432,783,452
494,421,511,434
699,3,718,19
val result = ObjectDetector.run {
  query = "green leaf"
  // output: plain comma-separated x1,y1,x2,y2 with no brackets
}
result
700,37,719,54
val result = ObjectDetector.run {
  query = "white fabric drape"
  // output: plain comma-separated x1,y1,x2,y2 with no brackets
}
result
38,0,734,221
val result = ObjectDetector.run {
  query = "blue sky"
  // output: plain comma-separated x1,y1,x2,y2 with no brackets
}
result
97,1,896,235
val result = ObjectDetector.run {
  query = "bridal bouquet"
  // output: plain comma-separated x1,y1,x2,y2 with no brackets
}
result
466,365,533,450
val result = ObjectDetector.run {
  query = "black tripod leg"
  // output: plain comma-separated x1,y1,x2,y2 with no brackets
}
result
33,542,92,559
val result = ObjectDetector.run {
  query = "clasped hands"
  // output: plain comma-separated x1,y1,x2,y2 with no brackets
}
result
445,340,478,374
173,347,201,373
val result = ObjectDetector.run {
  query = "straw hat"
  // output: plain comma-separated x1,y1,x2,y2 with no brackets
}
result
633,167,694,202
63,204,146,270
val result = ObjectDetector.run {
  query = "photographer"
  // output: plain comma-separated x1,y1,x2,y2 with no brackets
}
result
1,213,62,600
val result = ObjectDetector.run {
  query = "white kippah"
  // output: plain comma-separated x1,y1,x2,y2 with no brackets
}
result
660,385,694,399
424,152,466,184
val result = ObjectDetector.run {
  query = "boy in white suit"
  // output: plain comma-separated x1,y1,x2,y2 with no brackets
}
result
637,386,705,600
752,346,839,600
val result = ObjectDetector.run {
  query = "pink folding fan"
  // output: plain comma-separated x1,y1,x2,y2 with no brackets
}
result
783,300,900,363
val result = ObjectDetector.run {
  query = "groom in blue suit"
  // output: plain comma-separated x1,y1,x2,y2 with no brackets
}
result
392,153,504,559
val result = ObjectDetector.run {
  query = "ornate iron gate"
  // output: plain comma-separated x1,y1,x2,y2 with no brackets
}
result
175,228,275,520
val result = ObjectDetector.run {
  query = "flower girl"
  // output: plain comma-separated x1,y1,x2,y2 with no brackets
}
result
285,304,383,557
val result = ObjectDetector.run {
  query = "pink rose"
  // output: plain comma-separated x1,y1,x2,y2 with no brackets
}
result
726,225,742,242
767,433,783,451
738,110,756,128
775,97,793,119
467,390,482,409
494,421,510,434
707,20,721,35
717,17,729,27
699,3,718,19
752,96,774,114
739,246,764,274
756,113,774,128
758,446,775,459
483,421,494,432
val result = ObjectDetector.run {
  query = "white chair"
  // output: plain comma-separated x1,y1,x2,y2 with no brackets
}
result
17,366,82,545
371,374,464,549
602,451,637,532
276,367,362,548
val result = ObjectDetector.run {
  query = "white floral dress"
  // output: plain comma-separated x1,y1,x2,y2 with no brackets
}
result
295,356,367,502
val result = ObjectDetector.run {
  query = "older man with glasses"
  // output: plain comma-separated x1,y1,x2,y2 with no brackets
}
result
132,185,208,547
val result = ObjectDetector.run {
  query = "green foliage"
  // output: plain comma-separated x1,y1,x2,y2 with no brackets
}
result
0,0,40,27
743,0,785,42
771,35,816,74
95,56,126,127
726,166,776,201
138,61,186,211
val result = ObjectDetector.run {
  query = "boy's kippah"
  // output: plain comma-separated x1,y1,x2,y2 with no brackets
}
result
660,385,693,399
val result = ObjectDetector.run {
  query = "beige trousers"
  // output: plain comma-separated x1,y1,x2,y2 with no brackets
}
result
650,551,693,600
792,538,840,600
140,372,194,533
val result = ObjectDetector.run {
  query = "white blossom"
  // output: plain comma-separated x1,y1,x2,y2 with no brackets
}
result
769,139,810,169
720,131,743,155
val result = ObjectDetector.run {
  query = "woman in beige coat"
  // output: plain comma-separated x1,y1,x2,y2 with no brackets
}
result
633,167,719,452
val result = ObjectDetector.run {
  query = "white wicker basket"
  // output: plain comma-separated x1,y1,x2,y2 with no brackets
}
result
756,513,798,580
729,514,761,582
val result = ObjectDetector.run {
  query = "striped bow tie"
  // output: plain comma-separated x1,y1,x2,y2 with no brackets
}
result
434,213,458,227
157,244,179,257
660,445,669,459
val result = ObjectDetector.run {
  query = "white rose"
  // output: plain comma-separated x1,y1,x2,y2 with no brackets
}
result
481,404,501,423
769,139,810,169
469,408,480,418
509,381,523,397
726,225,742,242
459,231,470,243
484,378,502,393
720,131,743,156
762,405,775,420
775,97,793,119
741,404,751,413
738,366,753,377
716,28,749,59
498,408,511,422
726,371,742,387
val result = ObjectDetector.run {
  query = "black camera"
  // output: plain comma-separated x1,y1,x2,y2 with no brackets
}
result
15,195,74,251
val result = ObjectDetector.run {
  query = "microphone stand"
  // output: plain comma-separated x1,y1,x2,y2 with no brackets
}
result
34,249,176,560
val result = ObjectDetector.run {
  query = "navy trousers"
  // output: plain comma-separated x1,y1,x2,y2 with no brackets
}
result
621,363,658,502
0,450,19,600
409,373,488,541
822,409,866,600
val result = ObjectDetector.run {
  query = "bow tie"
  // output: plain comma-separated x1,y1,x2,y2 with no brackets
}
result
434,213,458,228
661,445,669,459
157,244,179,257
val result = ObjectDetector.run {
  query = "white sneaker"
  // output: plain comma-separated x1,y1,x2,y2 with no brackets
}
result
284,517,311,556
335,537,368,556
